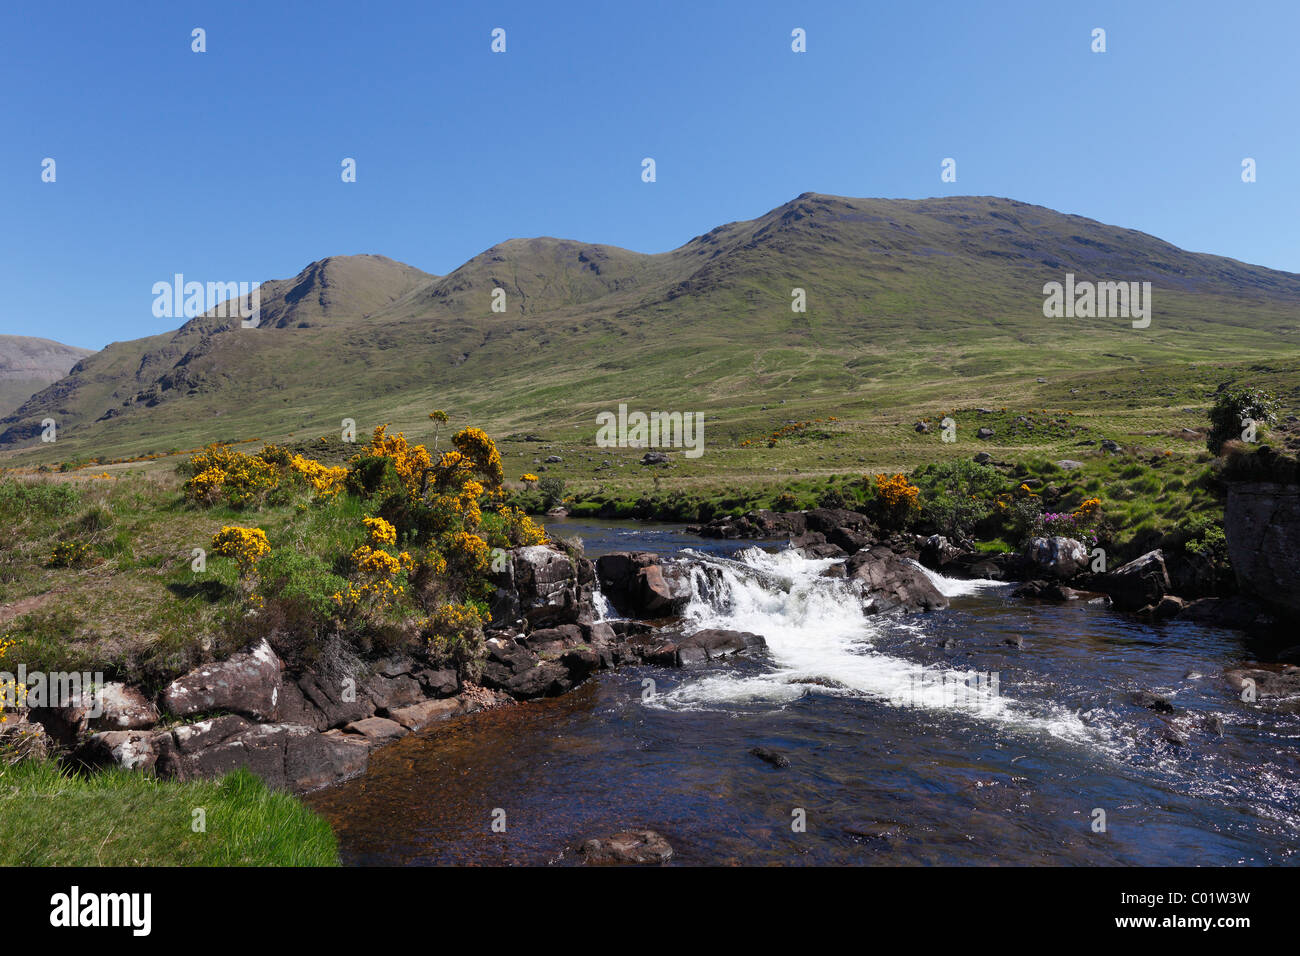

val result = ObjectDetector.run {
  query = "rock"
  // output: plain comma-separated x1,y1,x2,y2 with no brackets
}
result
977,427,994,440
160,639,283,721
1100,439,1123,453
1152,595,1187,620
295,670,375,729
576,830,673,865
501,661,571,699
974,452,993,464
343,716,408,743
156,721,370,793
914,421,930,433
544,455,562,463
386,697,465,731
919,535,963,571
521,624,584,653
74,730,157,771
691,510,807,540
640,452,670,466
1084,550,1171,612
1022,536,1089,581
1175,596,1272,629
846,547,948,613
749,746,790,768
1004,635,1024,648
1014,580,1109,604
1131,690,1176,713
637,562,693,615
1056,460,1084,471
1225,666,1300,710
641,628,767,666
413,667,460,698
27,680,161,746
1225,481,1300,621
363,672,425,712
512,545,596,627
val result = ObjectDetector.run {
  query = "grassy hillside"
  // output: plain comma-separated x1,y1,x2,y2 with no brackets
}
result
2,193,1298,495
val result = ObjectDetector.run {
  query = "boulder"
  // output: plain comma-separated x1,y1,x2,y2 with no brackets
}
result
846,548,948,613
295,670,375,729
919,535,963,571
160,639,283,721
521,624,585,653
1225,482,1300,620
512,545,596,627
74,730,157,772
343,716,408,743
1085,550,1171,611
1225,666,1300,711
642,628,767,666
576,830,673,865
386,697,465,731
1022,536,1089,581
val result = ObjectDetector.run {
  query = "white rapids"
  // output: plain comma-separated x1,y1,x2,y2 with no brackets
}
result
646,546,1100,744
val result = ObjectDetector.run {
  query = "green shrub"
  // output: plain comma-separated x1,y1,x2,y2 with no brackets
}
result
1208,385,1278,455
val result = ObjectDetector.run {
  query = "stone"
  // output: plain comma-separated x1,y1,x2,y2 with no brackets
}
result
343,716,408,743
1022,536,1089,580
576,830,673,865
160,639,283,721
386,697,465,731
74,730,157,771
846,547,948,613
750,746,790,768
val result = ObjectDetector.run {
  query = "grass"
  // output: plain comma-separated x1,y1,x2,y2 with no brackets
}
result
0,759,338,866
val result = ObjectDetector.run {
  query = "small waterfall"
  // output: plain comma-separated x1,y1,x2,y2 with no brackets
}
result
652,546,1097,743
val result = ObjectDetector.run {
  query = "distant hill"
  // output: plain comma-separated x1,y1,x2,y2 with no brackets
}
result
3,194,1299,459
0,335,95,419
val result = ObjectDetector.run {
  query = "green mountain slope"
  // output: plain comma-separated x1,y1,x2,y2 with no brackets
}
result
3,194,1298,464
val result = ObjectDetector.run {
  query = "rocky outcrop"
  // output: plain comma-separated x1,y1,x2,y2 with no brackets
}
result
846,548,948,613
595,552,692,618
490,544,596,629
1224,481,1300,620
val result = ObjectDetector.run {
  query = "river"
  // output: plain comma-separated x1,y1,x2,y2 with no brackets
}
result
307,518,1300,865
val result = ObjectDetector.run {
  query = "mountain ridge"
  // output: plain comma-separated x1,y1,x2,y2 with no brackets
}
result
3,193,1298,458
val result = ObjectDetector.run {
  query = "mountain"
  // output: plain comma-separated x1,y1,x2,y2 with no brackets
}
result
3,194,1299,460
0,336,95,419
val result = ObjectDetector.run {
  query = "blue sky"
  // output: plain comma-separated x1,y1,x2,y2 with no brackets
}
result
2,0,1297,350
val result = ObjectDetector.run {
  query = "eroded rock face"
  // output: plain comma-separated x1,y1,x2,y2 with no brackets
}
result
75,730,157,772
511,545,596,627
846,548,948,613
1225,482,1300,619
160,639,283,721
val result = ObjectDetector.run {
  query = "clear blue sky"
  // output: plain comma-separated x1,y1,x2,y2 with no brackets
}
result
2,0,1296,350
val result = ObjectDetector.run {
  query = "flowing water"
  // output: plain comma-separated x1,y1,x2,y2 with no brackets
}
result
308,518,1300,865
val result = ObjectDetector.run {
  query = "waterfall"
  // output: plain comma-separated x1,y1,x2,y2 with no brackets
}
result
650,546,1096,743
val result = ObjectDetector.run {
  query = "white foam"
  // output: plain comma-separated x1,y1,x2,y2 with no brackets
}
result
650,546,1098,744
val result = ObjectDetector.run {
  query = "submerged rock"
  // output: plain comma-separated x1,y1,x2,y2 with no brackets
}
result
576,830,673,865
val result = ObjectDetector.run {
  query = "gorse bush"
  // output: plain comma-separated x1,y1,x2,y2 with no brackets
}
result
913,458,1005,539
